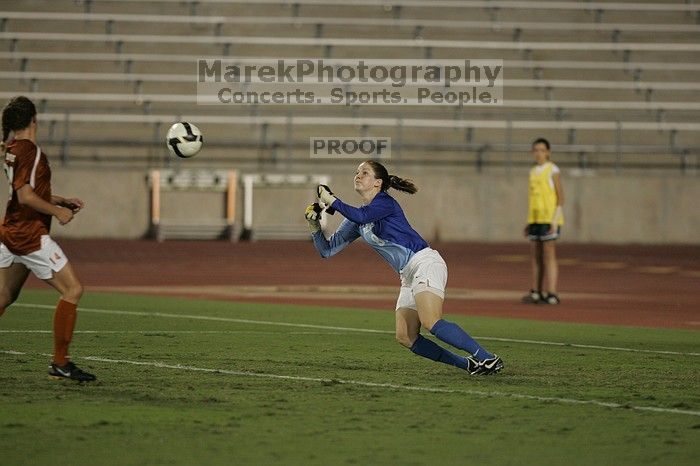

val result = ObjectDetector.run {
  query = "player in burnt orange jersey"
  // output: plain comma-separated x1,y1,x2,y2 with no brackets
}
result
0,96,95,381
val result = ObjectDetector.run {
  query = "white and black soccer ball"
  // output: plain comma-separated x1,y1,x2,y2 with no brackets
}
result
166,122,203,158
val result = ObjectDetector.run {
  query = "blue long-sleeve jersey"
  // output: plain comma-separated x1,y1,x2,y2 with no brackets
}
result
311,191,429,274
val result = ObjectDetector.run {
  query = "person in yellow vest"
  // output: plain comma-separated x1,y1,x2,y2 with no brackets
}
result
522,138,564,305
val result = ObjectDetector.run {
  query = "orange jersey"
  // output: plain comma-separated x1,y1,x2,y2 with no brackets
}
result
1,139,52,255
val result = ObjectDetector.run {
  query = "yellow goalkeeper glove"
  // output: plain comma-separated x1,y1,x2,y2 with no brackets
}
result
305,203,323,233
317,184,337,211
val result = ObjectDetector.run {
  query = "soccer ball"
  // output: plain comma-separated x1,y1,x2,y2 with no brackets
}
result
166,122,203,158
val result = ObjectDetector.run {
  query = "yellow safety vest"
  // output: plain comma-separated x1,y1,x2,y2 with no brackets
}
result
528,162,563,225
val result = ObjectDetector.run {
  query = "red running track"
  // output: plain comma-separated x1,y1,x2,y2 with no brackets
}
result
24,239,700,330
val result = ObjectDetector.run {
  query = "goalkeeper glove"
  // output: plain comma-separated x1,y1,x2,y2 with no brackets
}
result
317,184,337,214
305,203,323,233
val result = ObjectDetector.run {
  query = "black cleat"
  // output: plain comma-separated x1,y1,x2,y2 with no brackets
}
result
475,355,504,375
49,361,97,382
521,290,541,304
539,293,560,305
465,355,482,375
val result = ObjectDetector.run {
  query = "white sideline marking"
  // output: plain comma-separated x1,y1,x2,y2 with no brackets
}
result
1,349,698,418
480,336,700,356
0,330,344,335
13,303,700,357
14,303,391,333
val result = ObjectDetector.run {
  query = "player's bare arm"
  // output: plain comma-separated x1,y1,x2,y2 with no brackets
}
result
549,172,564,235
553,172,564,206
51,195,85,213
18,184,74,225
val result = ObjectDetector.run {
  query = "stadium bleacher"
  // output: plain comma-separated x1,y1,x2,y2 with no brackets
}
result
1,0,699,170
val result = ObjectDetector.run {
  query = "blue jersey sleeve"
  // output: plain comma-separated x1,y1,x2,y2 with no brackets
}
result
331,194,395,225
311,218,361,258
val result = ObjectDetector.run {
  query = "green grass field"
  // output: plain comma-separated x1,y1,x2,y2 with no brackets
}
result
1,289,698,466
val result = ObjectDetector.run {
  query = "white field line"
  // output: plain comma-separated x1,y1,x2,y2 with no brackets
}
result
13,303,700,357
480,336,700,356
12,303,392,333
0,330,345,335
1,349,698,418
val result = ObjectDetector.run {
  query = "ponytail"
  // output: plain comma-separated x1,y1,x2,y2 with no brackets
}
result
363,160,419,194
388,174,418,194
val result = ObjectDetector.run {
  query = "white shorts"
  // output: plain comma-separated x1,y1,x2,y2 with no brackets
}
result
395,248,448,311
0,235,69,280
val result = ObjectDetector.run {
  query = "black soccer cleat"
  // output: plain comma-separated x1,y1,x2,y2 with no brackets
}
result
539,293,561,305
521,290,541,304
475,355,504,375
49,361,97,382
465,355,482,375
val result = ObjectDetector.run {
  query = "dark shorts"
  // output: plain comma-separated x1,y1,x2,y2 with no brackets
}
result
527,223,561,242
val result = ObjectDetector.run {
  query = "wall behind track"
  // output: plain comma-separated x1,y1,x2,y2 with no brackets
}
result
0,165,697,244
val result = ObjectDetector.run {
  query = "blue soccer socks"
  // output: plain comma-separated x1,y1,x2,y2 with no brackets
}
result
410,334,473,370
430,319,494,362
